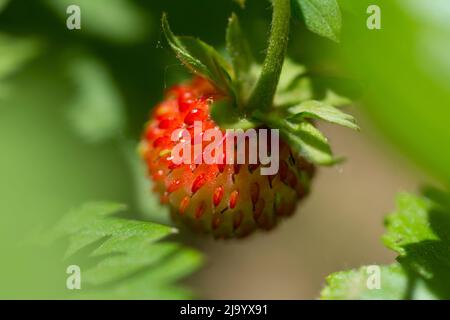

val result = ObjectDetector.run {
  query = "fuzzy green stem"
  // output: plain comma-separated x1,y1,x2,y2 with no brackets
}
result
246,0,291,114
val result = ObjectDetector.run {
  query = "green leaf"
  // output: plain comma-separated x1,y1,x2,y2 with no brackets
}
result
283,121,338,165
277,59,307,92
321,263,438,300
288,100,359,130
49,202,203,299
257,114,336,165
321,189,450,300
253,111,339,165
226,13,257,103
291,0,342,42
66,54,126,143
45,0,149,44
233,0,246,9
322,89,352,107
0,34,41,81
0,0,9,12
162,14,234,95
321,264,407,300
274,59,312,106
383,191,450,298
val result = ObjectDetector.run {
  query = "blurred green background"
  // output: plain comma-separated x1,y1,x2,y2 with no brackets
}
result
0,0,449,298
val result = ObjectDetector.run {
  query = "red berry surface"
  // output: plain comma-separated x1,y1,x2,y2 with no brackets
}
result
140,77,315,238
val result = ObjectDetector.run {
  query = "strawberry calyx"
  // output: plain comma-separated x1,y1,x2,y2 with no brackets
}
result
161,0,359,167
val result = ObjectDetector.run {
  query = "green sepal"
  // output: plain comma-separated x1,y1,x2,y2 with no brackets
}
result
161,14,234,96
281,120,341,165
226,13,258,105
288,100,359,130
253,111,340,165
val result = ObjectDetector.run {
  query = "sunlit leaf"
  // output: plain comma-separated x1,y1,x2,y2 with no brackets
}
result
322,189,450,300
0,34,41,81
0,0,10,12
288,100,359,130
226,13,257,103
50,202,202,300
292,0,342,42
321,263,437,300
275,59,312,106
162,14,234,96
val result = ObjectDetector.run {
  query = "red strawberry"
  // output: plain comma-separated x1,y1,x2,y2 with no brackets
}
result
140,77,315,239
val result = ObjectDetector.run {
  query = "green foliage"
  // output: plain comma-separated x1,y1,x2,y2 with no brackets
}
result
0,34,41,98
233,0,246,9
226,13,258,104
322,264,408,300
66,54,126,143
321,264,438,300
49,202,203,299
339,0,450,185
291,0,342,42
0,0,9,13
384,190,450,298
288,100,359,130
161,7,355,168
0,33,42,99
321,190,450,300
253,58,356,166
283,120,337,165
162,14,234,97
274,59,313,106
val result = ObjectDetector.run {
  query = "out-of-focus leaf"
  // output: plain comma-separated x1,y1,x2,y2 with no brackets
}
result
66,55,125,143
340,0,450,185
322,264,407,300
274,59,312,106
288,100,359,130
0,0,10,12
233,0,246,9
0,34,41,81
383,191,450,298
291,0,342,42
226,13,257,103
322,189,450,300
49,202,202,300
227,14,252,76
321,264,438,300
321,89,351,107
45,0,149,44
123,142,170,224
277,59,307,92
162,14,234,96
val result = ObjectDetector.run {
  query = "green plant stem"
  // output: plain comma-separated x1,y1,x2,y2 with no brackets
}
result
246,0,291,114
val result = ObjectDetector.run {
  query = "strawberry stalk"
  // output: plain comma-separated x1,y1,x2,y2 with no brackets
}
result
246,0,291,114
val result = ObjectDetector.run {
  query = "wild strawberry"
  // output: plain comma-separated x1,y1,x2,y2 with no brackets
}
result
139,12,357,239
140,77,315,239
